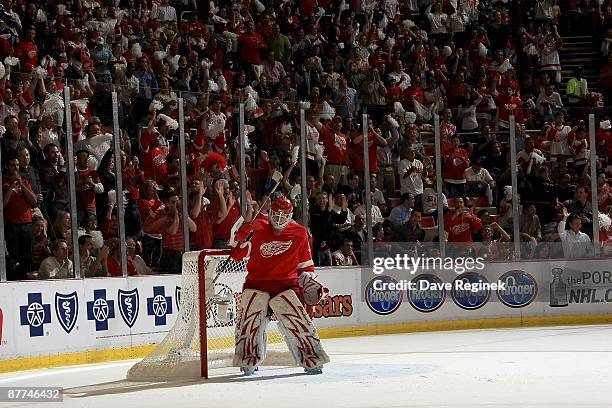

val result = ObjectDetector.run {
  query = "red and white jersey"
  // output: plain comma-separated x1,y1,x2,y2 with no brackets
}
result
443,148,470,183
568,132,588,162
304,122,320,160
443,211,482,244
319,125,349,165
538,35,563,71
549,125,572,156
239,218,314,281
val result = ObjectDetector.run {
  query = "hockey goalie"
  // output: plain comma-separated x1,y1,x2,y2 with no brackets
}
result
229,195,330,376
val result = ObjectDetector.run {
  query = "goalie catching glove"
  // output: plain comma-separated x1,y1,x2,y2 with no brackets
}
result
298,272,329,306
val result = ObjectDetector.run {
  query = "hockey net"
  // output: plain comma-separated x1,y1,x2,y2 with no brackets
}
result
126,249,293,381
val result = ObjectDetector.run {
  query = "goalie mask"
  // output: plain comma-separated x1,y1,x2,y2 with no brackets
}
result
269,196,293,230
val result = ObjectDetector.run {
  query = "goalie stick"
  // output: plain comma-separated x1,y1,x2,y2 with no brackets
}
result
211,170,284,283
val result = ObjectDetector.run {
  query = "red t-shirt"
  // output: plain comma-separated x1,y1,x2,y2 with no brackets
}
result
161,225,185,252
386,85,402,104
138,198,165,223
496,94,524,124
15,40,38,72
446,81,469,107
148,211,186,252
140,130,168,184
403,86,425,105
238,32,264,64
299,0,317,15
107,256,138,277
76,168,100,212
2,177,33,224
596,128,612,158
213,202,241,241
191,208,214,250
351,133,381,173
320,125,349,165
444,149,470,182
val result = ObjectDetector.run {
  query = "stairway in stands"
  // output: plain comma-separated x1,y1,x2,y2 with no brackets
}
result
559,34,601,99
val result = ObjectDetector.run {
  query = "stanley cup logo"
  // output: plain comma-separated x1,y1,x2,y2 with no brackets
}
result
550,268,568,307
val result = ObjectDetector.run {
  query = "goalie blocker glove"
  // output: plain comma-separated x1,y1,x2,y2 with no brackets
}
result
298,272,329,306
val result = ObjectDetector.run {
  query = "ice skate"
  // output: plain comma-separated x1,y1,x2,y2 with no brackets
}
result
242,366,257,376
304,366,323,375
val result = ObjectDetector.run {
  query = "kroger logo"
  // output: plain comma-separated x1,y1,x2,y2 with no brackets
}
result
408,274,446,313
452,272,491,310
497,270,538,308
365,276,402,315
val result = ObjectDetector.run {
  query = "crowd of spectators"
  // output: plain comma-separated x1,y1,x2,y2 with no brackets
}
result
1,0,612,280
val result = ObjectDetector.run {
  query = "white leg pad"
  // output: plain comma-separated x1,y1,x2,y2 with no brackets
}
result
233,289,271,368
269,290,330,369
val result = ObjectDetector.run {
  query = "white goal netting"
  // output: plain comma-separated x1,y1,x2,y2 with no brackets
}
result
126,250,293,381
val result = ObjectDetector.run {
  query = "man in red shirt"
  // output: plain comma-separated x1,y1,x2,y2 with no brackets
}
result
14,26,38,72
189,179,214,250
3,156,38,279
444,136,470,198
138,180,165,267
239,21,265,64
76,150,104,223
143,190,196,273
140,116,169,185
105,238,138,277
444,197,482,249
446,72,470,108
350,118,388,174
318,115,350,187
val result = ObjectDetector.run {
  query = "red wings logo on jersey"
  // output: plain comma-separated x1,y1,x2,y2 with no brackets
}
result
260,240,293,258
334,133,347,151
451,222,470,235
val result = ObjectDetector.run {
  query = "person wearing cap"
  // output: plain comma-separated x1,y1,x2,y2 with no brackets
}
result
91,36,112,82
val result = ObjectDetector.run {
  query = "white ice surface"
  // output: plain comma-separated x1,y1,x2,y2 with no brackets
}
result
1,325,611,408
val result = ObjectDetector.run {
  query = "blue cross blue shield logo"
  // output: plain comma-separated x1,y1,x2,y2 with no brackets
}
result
19,293,51,337
118,289,139,328
147,286,173,326
175,286,181,311
55,292,78,334
87,289,116,331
